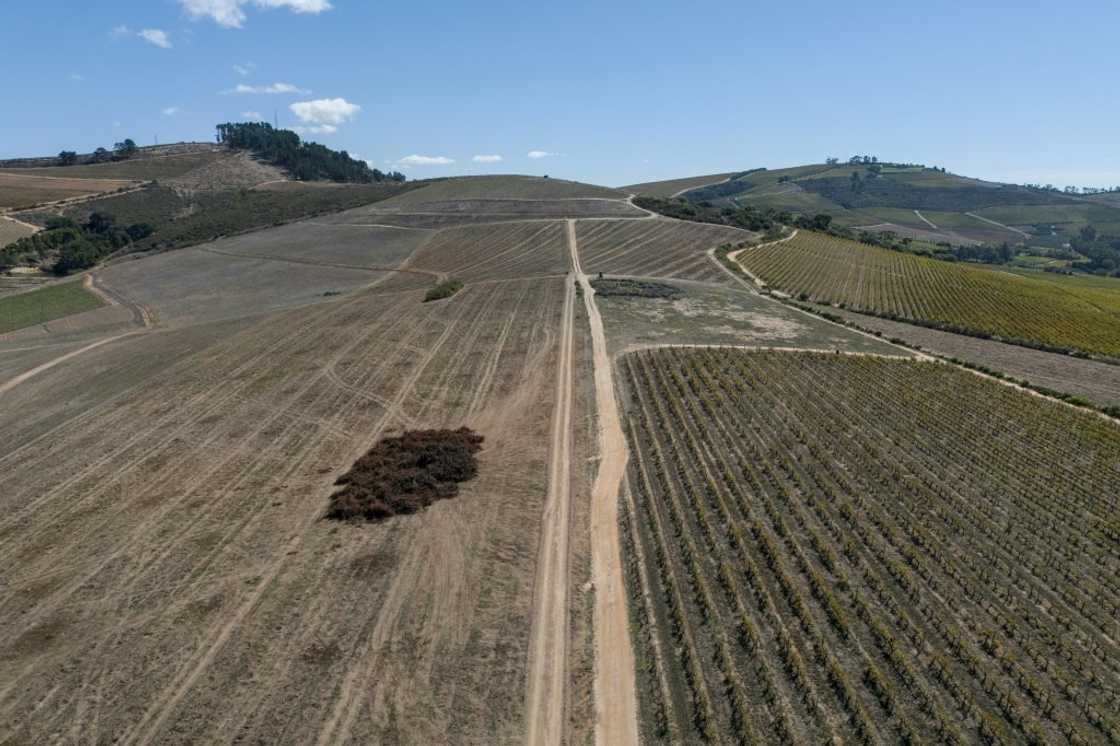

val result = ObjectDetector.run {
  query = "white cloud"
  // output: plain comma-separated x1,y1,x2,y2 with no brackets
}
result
233,62,256,76
528,150,559,159
292,124,338,135
138,28,172,48
290,97,360,126
70,73,85,81
181,0,333,29
396,155,455,167
111,25,131,37
223,82,309,95
162,106,180,116
242,110,263,119
472,154,503,164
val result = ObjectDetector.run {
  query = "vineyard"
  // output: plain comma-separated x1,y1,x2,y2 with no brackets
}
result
577,218,748,284
737,231,1120,358
621,347,1120,744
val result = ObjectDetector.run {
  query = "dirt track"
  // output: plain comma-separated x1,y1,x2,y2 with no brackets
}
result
568,220,640,746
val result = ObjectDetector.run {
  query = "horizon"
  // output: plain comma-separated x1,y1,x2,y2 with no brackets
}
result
3,0,1118,189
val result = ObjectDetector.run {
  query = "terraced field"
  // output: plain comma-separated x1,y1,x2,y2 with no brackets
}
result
621,347,1120,745
739,230,1120,357
577,218,749,284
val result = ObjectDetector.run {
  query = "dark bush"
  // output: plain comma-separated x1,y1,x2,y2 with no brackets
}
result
326,428,484,522
424,278,464,302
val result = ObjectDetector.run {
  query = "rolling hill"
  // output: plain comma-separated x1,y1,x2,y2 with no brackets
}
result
632,163,1120,249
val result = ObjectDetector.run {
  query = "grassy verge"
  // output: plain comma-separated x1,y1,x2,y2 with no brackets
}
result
0,281,104,334
423,278,464,302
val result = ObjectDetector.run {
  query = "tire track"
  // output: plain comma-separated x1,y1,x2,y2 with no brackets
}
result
524,259,576,746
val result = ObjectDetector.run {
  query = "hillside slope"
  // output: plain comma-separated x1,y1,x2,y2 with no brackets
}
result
638,164,1120,247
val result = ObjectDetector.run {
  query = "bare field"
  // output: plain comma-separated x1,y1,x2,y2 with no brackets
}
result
404,220,569,282
594,281,911,357
577,218,750,284
0,216,37,248
0,271,578,743
383,175,628,204
95,221,437,327
0,172,136,209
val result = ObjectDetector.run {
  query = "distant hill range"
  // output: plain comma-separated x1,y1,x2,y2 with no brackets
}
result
627,163,1120,249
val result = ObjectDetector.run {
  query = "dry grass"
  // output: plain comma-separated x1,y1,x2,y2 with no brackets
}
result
0,173,136,209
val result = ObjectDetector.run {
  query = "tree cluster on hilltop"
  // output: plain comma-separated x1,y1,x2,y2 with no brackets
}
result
215,122,404,183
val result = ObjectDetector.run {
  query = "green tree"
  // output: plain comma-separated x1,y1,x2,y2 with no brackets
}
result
113,139,138,157
58,150,78,166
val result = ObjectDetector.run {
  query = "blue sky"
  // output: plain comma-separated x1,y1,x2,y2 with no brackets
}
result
3,0,1118,188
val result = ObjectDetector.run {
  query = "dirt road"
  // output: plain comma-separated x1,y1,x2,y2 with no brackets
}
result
524,251,576,746
568,220,639,746
914,209,939,230
0,332,139,396
965,211,1032,238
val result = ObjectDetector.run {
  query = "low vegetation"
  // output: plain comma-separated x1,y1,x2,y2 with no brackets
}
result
216,122,404,183
326,428,484,521
622,347,1120,745
739,230,1120,358
0,280,104,333
423,278,464,302
589,278,682,299
634,195,788,235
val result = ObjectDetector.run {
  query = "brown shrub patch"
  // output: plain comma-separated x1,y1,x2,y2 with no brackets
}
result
327,428,483,521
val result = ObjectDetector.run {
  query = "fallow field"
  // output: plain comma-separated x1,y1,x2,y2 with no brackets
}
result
0,172,137,210
621,347,1120,745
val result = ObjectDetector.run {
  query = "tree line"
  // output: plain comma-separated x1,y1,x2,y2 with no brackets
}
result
56,139,138,166
215,122,404,183
0,213,153,274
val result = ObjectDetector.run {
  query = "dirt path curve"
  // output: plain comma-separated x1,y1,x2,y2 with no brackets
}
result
1,214,42,233
669,175,731,198
727,228,799,289
524,248,576,746
0,332,140,397
568,219,640,746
